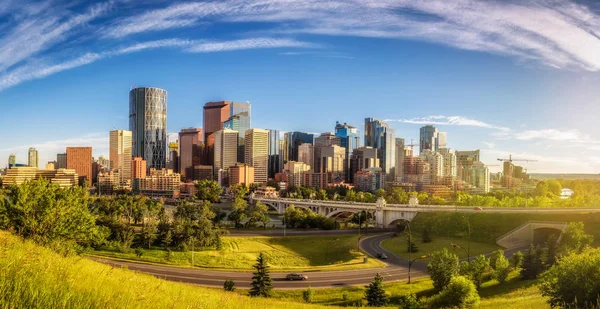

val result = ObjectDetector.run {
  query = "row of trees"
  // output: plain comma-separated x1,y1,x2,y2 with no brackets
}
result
0,179,228,254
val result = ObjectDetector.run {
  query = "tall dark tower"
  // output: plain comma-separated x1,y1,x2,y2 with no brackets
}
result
129,87,167,171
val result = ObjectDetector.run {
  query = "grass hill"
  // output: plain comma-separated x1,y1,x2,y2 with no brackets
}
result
0,230,337,309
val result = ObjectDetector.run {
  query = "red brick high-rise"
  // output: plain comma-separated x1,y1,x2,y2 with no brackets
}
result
178,128,203,180
203,101,230,165
132,157,147,179
66,147,92,184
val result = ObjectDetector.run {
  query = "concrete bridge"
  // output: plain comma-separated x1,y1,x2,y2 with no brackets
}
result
251,196,600,228
496,221,568,248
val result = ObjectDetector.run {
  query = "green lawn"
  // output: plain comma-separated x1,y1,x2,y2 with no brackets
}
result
265,271,548,308
93,234,385,271
380,235,502,260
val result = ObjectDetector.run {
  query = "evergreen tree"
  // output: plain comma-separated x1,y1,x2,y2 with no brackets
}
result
510,251,524,269
364,273,388,307
223,280,236,292
422,227,432,243
249,252,272,297
520,244,539,280
545,234,558,268
534,245,545,273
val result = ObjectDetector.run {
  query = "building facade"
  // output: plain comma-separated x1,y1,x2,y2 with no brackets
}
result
193,165,213,181
109,130,133,185
364,118,395,180
66,147,92,184
335,121,360,181
350,146,379,182
132,168,180,197
28,148,38,168
132,157,147,179
2,167,78,188
318,145,346,180
214,128,239,184
8,154,16,168
56,153,67,169
297,143,314,171
178,128,203,180
244,128,269,183
228,163,255,186
129,87,167,170
283,131,314,163
283,161,310,187
354,167,385,193
420,150,444,184
268,129,281,178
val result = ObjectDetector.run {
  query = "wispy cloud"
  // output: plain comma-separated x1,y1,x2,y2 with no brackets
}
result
280,51,354,59
386,115,510,131
0,37,315,91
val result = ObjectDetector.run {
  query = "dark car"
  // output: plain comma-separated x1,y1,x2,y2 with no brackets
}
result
286,273,308,281
376,253,388,259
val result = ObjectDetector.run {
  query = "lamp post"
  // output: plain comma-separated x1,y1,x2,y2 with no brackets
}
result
357,212,362,251
451,242,470,262
408,254,430,284
406,221,427,284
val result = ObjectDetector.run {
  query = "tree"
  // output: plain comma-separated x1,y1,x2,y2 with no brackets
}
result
230,184,249,199
223,280,236,292
406,232,419,253
460,255,491,289
428,276,480,309
246,201,269,228
249,252,272,297
562,222,593,254
521,244,542,280
228,197,248,229
428,248,460,292
539,248,600,308
490,251,511,283
302,286,314,303
195,180,223,203
510,251,524,269
422,227,432,243
282,205,306,228
545,234,558,268
546,180,562,196
364,273,387,307
535,182,549,197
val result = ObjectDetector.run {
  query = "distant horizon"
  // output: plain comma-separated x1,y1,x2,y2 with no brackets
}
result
2,1,600,174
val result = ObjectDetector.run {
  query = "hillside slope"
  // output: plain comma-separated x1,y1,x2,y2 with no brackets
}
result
0,231,336,309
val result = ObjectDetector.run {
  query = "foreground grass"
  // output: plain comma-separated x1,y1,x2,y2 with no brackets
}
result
266,271,548,308
381,235,502,260
0,231,341,309
93,234,384,271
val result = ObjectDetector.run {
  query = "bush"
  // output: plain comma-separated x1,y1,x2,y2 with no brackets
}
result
459,255,491,289
510,251,524,269
302,286,314,303
428,276,480,309
135,247,144,258
223,280,236,292
398,294,420,309
427,248,460,292
539,248,600,308
342,291,349,301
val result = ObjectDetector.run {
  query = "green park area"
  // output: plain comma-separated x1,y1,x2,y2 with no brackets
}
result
381,236,501,260
93,234,385,271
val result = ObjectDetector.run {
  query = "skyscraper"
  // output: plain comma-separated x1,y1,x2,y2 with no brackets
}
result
109,130,133,184
335,121,360,180
203,101,251,165
244,129,269,183
132,157,147,179
314,132,341,173
283,132,314,163
178,128,203,180
213,128,239,183
350,146,379,181
129,87,167,171
419,125,447,153
319,145,346,179
223,112,250,162
56,153,67,169
268,129,280,178
66,147,92,184
298,143,314,171
438,148,457,177
394,138,405,182
420,149,444,184
28,148,38,168
364,118,395,180
8,153,16,167
203,101,231,140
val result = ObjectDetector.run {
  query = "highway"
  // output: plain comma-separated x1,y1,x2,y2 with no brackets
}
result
90,233,426,289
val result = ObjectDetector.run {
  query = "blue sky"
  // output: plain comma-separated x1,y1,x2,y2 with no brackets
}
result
1,0,600,173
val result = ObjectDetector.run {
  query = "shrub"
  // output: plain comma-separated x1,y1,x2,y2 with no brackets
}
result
302,286,314,303
539,248,600,308
223,280,236,292
510,251,524,269
428,276,480,309
398,294,420,309
364,273,387,307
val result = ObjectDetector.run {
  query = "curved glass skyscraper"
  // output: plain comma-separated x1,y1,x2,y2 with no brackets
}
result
129,87,167,171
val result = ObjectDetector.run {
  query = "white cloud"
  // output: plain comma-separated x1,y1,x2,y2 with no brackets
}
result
386,115,510,131
0,37,315,91
102,0,600,71
482,142,495,149
514,129,587,141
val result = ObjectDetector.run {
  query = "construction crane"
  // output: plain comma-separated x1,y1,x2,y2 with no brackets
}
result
497,155,538,163
405,139,418,153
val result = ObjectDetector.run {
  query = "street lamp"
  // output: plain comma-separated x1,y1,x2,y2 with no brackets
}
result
408,254,430,284
406,221,428,284
450,242,470,262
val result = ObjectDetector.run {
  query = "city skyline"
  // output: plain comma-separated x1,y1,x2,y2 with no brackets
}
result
1,1,600,174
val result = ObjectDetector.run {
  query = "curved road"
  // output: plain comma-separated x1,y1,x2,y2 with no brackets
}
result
90,233,426,289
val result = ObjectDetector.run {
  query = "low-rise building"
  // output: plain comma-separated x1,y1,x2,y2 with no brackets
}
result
132,168,181,198
354,167,385,193
193,165,213,181
228,163,255,186
2,167,79,188
254,186,279,198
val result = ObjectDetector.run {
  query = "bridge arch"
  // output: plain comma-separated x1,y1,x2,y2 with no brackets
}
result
533,227,562,245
